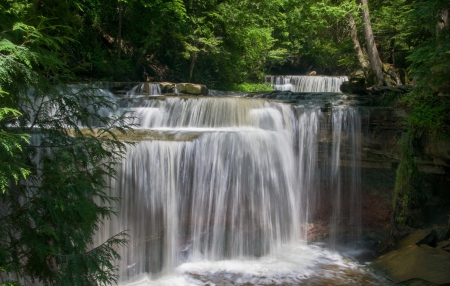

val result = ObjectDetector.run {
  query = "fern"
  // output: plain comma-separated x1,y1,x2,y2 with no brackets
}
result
0,5,132,285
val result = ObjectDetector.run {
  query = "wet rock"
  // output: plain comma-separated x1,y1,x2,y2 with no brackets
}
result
177,83,208,95
340,81,350,93
349,78,367,94
437,240,449,249
403,278,439,286
416,229,438,247
395,228,441,249
307,221,330,242
371,244,450,285
320,102,333,113
361,225,393,253
409,208,426,228
159,82,174,93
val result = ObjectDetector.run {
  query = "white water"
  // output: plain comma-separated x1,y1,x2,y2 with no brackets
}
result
264,75,348,93
123,243,387,286
94,94,385,285
127,83,162,97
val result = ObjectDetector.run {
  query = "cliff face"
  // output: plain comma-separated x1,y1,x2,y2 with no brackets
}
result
309,102,450,246
90,83,450,245
359,106,450,227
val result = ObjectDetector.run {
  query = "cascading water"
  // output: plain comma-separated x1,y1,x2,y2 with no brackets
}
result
264,75,348,93
126,83,162,97
94,91,389,285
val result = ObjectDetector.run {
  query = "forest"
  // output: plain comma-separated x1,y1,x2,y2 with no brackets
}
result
0,0,449,285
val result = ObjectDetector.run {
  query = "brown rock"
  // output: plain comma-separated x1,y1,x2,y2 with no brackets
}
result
177,83,208,95
395,228,438,249
159,82,174,93
371,244,450,284
437,240,450,249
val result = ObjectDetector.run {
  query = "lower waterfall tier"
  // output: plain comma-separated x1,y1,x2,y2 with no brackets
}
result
94,95,364,284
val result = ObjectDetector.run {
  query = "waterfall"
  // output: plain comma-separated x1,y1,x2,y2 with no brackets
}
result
126,83,162,97
264,75,348,93
93,93,366,284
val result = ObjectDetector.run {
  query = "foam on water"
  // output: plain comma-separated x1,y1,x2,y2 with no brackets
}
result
120,243,390,286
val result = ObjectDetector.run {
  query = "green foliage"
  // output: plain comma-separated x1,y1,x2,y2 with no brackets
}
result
0,2,133,285
229,83,274,92
369,0,411,67
401,0,450,139
0,107,30,193
217,82,273,92
280,0,358,74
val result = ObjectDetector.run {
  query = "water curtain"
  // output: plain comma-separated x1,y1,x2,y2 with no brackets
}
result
94,95,362,282
264,75,348,93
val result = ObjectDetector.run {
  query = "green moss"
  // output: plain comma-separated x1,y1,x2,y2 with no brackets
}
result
393,125,424,227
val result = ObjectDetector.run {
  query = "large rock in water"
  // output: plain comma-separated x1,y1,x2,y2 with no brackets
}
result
177,83,208,95
371,228,450,285
371,245,450,284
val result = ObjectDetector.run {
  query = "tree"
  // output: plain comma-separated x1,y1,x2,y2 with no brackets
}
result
0,2,132,285
403,0,450,135
348,12,370,73
359,0,387,85
393,0,450,230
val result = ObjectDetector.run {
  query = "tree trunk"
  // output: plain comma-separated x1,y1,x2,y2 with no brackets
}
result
189,52,197,82
437,8,448,34
359,0,387,86
388,38,395,65
347,13,370,73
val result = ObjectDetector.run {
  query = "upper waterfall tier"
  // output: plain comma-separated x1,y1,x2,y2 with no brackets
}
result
117,97,294,130
264,75,348,93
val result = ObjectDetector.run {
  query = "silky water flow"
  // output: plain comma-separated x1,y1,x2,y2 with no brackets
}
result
94,92,390,285
264,75,349,93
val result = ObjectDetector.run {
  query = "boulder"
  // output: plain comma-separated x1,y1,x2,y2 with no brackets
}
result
159,82,174,93
340,81,350,93
177,83,208,95
371,244,450,285
437,240,450,249
416,229,438,247
372,227,450,285
395,228,449,249
345,70,367,94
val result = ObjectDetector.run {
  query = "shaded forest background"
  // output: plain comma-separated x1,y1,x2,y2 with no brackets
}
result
0,0,449,285
2,0,447,86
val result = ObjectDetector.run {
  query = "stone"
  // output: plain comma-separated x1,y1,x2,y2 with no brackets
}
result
159,82,174,93
437,240,449,249
176,83,208,95
395,228,439,249
410,208,426,228
346,71,367,94
416,229,438,247
177,83,187,94
340,81,350,93
370,244,450,285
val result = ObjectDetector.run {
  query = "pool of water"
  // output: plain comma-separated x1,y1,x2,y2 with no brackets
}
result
120,243,391,286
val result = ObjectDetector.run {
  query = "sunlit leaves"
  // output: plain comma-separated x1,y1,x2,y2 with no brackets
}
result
0,2,132,285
